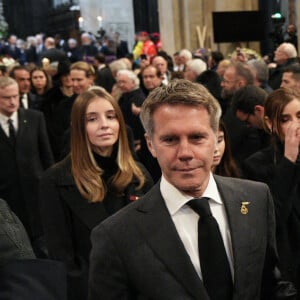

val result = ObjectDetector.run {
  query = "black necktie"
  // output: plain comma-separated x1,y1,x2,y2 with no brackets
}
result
188,198,233,300
7,119,16,146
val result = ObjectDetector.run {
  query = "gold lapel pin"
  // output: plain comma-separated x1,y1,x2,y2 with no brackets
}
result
240,202,250,215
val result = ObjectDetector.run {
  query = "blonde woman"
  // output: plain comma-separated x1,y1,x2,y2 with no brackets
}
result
39,88,153,300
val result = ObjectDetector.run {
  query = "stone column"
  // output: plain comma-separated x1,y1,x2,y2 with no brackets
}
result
157,0,260,57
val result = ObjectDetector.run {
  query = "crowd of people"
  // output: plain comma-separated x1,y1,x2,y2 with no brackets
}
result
0,26,299,299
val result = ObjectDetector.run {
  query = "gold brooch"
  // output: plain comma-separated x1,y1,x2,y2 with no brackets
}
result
241,202,250,215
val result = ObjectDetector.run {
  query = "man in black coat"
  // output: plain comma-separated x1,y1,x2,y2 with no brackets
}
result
0,77,54,256
89,80,284,300
39,37,67,65
9,66,42,110
0,198,67,300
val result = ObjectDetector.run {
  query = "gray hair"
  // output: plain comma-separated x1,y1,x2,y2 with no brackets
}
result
0,76,18,89
140,79,221,137
282,42,297,58
179,49,193,61
186,59,207,76
248,59,269,83
109,59,128,76
116,69,140,89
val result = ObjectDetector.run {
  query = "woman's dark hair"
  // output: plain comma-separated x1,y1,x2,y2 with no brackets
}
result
214,121,240,178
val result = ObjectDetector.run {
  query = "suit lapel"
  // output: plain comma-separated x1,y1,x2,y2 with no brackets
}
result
135,184,209,300
214,175,257,293
17,109,28,144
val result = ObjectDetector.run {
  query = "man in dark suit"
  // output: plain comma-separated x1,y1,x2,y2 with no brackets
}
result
9,66,41,110
39,36,67,65
0,198,67,299
89,80,282,299
1,34,23,63
0,77,54,257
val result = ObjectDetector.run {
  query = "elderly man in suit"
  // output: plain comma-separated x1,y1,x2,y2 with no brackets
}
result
88,80,283,299
0,77,54,257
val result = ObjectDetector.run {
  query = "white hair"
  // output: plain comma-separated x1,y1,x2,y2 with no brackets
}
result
117,69,140,89
282,42,298,58
179,49,193,61
186,59,207,76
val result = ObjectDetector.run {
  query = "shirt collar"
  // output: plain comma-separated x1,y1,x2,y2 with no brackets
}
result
161,172,222,216
0,111,18,125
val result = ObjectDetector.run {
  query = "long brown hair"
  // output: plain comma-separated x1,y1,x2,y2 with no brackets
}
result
71,87,145,202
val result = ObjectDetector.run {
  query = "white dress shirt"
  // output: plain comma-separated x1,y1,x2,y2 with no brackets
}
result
21,94,29,109
0,111,18,137
161,173,234,280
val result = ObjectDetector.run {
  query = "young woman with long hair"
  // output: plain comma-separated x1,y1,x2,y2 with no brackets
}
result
39,87,153,300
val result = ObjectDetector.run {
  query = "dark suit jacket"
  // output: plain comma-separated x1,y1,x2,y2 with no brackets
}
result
89,176,279,300
39,155,153,300
243,144,300,291
0,259,67,300
0,108,54,239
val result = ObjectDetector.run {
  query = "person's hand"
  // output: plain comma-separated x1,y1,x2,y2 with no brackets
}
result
284,122,300,163
235,47,247,62
132,103,141,115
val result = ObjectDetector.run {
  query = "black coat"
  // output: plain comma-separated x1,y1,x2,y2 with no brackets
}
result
118,88,145,141
39,155,153,300
243,142,300,291
89,177,279,300
0,108,54,240
0,259,67,300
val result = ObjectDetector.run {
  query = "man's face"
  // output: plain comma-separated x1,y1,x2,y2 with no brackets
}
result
116,74,135,93
236,107,263,129
274,45,288,65
152,56,167,75
0,83,20,117
173,54,181,65
184,66,197,82
221,67,240,99
142,67,162,91
13,69,31,94
281,72,299,89
146,104,216,197
70,69,93,95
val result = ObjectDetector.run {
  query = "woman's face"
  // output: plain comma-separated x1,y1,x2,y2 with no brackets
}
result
279,98,300,140
85,97,120,156
212,130,225,168
70,69,93,95
31,70,47,90
60,74,73,89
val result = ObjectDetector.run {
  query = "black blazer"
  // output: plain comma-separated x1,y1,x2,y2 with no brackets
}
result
0,259,67,300
243,145,300,291
39,155,153,300
89,176,279,300
0,108,54,239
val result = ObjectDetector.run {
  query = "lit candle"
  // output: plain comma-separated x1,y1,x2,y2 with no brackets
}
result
97,16,102,28
78,17,84,29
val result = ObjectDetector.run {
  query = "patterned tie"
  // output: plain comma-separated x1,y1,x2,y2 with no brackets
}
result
188,197,233,300
7,118,16,146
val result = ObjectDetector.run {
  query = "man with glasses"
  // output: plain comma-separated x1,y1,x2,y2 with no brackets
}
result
221,62,264,166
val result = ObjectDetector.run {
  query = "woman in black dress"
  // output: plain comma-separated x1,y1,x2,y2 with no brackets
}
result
243,88,300,293
39,87,153,300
